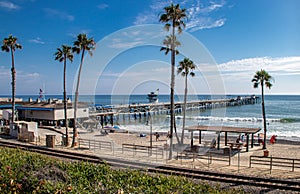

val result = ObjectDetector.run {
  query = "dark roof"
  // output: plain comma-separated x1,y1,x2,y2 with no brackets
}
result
185,125,261,134
17,107,54,111
0,104,22,109
16,102,88,110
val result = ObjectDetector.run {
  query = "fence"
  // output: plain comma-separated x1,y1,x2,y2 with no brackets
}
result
177,150,231,166
249,156,300,173
122,144,164,158
78,138,113,152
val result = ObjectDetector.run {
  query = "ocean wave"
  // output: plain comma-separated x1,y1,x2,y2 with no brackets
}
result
175,116,299,123
279,118,300,123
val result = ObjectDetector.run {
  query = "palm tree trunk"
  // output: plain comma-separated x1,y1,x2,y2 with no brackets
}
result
72,49,85,147
11,49,15,123
181,75,188,144
63,58,69,146
168,24,176,160
261,83,267,149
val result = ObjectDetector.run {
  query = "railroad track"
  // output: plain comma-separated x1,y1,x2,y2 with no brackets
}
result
0,140,299,192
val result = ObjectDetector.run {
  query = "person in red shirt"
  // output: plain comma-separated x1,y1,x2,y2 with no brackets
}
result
270,135,277,144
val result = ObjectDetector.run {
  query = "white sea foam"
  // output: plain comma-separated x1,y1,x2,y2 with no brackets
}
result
175,115,281,123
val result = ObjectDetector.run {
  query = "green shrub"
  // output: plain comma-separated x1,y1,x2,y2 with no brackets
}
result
0,147,245,193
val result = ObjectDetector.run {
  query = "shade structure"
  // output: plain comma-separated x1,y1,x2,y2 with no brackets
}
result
185,125,261,152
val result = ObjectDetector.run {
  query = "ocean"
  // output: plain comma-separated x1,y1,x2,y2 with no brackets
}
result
11,94,300,141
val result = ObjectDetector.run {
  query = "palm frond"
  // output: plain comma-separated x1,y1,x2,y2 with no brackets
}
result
178,57,196,77
1,45,9,52
1,35,22,52
252,69,274,89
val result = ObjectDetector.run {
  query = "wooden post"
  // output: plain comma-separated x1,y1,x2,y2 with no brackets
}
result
199,131,202,144
225,132,228,146
217,132,220,150
100,116,104,128
246,134,249,152
191,131,194,147
104,115,107,125
110,114,114,126
270,156,273,174
251,133,254,148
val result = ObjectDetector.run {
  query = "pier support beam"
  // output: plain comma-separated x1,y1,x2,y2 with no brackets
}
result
225,132,228,146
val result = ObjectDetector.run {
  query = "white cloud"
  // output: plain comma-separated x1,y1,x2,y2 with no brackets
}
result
107,30,153,49
0,66,40,81
186,18,226,32
67,29,92,38
218,56,300,79
0,1,19,10
97,3,108,10
108,38,144,49
44,8,74,21
0,66,10,78
134,0,227,32
200,2,224,13
29,37,45,44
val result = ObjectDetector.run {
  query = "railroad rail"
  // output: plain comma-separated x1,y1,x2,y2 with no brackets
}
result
0,140,299,192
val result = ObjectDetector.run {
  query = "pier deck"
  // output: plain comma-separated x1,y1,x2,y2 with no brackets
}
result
90,96,259,118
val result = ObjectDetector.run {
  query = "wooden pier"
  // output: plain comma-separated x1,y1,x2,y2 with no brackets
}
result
89,96,259,127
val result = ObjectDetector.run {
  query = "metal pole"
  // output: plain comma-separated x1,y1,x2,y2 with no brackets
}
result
150,114,153,149
238,150,240,173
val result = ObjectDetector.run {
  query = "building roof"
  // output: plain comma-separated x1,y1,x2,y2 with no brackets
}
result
16,101,88,110
0,104,22,109
185,125,261,134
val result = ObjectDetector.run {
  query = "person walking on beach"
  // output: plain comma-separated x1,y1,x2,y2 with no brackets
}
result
270,135,277,144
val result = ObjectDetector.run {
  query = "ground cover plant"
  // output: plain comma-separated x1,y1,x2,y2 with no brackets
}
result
0,147,245,193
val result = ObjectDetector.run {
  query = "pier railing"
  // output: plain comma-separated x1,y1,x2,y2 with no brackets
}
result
90,96,259,120
249,155,300,173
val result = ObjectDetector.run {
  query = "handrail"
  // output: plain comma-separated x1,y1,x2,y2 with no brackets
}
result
78,138,113,151
249,155,300,172
180,149,231,166
122,143,164,158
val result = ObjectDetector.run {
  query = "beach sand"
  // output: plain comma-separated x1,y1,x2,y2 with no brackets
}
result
31,127,300,180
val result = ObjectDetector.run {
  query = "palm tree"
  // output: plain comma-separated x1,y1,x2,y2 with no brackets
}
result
160,3,187,159
1,35,22,123
252,69,274,150
161,35,181,144
72,34,95,147
54,45,73,146
178,58,196,144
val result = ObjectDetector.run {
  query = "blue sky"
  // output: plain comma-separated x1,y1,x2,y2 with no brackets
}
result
1,0,300,96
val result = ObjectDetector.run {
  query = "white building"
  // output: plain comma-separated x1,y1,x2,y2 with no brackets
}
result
17,99,89,126
10,121,38,142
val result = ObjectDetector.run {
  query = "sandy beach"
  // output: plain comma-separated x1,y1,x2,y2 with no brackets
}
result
31,126,300,180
